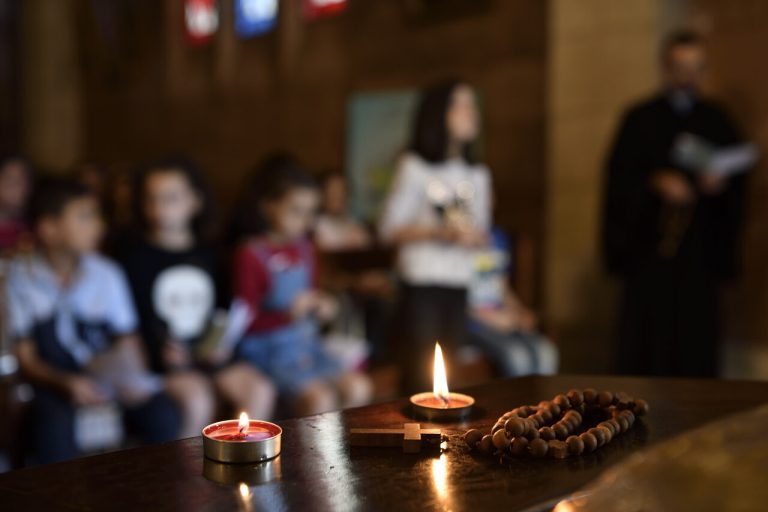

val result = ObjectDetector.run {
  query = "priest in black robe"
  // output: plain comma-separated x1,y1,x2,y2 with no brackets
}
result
602,31,749,377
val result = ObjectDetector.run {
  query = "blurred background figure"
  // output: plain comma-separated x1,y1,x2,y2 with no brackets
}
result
120,157,276,436
7,177,180,464
315,172,371,252
233,155,372,417
466,224,558,377
602,31,751,378
0,155,32,256
314,171,394,367
380,80,491,392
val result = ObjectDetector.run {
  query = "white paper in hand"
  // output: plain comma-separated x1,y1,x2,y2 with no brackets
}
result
218,299,254,352
672,132,758,177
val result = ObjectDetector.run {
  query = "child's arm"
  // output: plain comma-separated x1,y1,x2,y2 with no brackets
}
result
308,290,339,323
499,286,538,332
379,158,488,247
17,338,107,406
112,333,152,370
471,284,537,333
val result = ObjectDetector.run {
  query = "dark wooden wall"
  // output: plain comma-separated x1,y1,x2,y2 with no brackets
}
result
0,0,22,154
76,0,548,304
689,0,768,353
12,0,768,374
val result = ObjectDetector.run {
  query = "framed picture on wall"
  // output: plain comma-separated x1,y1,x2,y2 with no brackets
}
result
345,89,418,224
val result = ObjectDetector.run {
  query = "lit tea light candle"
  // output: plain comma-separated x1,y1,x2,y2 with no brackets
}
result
202,412,282,463
410,342,475,422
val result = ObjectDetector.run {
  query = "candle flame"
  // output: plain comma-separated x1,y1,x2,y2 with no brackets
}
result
239,482,250,499
238,412,249,434
433,342,450,404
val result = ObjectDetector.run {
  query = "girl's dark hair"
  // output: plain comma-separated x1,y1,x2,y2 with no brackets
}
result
231,153,318,239
134,156,214,240
409,79,477,165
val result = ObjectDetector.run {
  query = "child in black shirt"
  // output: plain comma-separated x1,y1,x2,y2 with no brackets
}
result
122,158,275,431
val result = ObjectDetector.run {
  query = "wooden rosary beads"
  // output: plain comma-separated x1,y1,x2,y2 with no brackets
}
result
463,389,650,460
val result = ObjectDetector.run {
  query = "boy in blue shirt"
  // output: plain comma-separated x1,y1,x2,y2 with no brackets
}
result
467,227,558,376
6,177,179,464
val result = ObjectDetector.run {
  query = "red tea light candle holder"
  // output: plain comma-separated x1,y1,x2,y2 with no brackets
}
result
202,412,282,463
410,343,475,422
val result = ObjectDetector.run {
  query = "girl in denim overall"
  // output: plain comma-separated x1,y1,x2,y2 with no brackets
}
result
233,155,372,416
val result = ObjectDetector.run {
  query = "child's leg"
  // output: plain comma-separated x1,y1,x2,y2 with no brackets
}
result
123,391,181,443
293,380,338,417
32,389,80,464
467,319,532,377
529,335,559,375
215,362,276,420
164,371,215,438
333,372,373,409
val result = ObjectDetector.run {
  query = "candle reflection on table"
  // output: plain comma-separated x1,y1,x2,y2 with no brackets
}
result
237,482,252,512
431,453,449,502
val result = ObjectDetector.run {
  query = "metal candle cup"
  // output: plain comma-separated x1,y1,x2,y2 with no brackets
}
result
410,342,475,422
202,415,282,464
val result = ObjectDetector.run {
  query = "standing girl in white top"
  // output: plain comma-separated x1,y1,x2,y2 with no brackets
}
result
379,80,491,392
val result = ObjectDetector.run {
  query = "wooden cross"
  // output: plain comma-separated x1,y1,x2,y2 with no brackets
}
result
349,423,444,453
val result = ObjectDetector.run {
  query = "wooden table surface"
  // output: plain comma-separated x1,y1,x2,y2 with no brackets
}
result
1,375,767,512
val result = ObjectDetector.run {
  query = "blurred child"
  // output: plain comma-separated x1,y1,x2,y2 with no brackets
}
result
467,227,558,376
315,172,371,252
0,155,32,255
6,177,179,464
314,172,393,365
121,158,276,433
379,80,491,392
233,154,372,417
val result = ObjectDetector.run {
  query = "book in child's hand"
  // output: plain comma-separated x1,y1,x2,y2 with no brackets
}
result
86,340,164,407
672,132,758,177
195,299,253,365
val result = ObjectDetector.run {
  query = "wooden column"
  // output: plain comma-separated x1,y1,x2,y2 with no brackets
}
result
214,0,237,91
277,0,303,82
21,0,82,169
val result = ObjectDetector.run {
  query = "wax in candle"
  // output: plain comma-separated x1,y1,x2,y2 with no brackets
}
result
204,421,280,442
416,396,470,409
